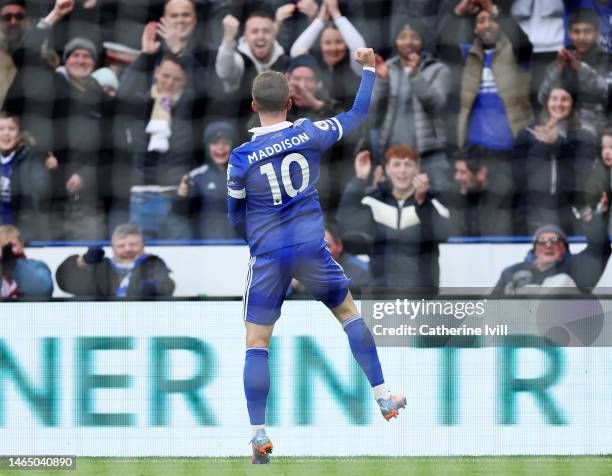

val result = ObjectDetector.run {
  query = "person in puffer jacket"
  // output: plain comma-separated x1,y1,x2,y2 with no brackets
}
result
337,144,451,293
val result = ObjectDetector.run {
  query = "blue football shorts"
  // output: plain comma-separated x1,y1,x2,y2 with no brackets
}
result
242,239,351,325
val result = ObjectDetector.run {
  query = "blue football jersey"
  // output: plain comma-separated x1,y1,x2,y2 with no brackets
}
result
227,117,343,256
227,67,376,256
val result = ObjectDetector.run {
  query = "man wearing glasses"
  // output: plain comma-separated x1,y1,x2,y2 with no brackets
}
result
0,0,29,106
0,0,28,51
492,219,611,295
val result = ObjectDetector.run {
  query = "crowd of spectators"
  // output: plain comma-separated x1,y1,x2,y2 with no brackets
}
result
1,0,612,295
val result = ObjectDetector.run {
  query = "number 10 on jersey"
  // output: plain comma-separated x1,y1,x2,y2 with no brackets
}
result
260,153,310,205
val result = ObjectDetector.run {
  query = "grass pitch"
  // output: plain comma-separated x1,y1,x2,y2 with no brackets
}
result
2,456,611,476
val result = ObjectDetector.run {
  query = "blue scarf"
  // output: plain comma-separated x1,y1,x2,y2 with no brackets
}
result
111,254,150,297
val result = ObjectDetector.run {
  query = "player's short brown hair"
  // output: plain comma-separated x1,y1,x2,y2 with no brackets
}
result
384,144,419,165
251,70,290,113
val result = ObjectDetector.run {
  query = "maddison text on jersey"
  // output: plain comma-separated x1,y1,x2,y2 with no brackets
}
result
247,133,310,163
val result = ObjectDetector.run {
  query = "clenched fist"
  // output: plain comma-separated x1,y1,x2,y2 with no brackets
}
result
354,48,375,68
54,0,74,16
44,0,74,25
222,15,240,43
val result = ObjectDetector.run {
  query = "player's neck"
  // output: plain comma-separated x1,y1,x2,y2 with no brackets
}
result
258,112,289,128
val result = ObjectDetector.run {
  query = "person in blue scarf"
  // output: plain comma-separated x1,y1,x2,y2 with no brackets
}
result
55,223,175,298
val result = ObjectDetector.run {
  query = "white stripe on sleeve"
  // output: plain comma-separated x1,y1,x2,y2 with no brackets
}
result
331,117,343,142
228,188,246,199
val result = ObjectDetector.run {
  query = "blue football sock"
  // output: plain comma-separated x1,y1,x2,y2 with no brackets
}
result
343,315,385,387
244,348,270,425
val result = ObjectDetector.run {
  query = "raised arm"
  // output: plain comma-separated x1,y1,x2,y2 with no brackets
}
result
117,22,159,99
497,9,532,65
331,48,376,137
325,0,366,75
13,0,74,67
215,15,245,93
290,11,326,57
571,214,611,291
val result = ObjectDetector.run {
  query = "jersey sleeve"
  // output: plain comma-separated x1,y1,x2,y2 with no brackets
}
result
227,152,247,240
227,152,246,199
306,117,344,152
332,68,375,135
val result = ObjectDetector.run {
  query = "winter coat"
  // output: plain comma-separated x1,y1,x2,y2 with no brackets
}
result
459,33,533,147
445,171,515,237
51,72,114,202
56,254,175,298
337,178,451,291
3,25,56,152
492,214,610,295
372,53,450,160
117,53,205,187
224,38,289,140
1,144,52,240
512,123,596,232
319,54,362,111
0,48,16,107
585,157,612,208
178,163,238,239
538,46,612,135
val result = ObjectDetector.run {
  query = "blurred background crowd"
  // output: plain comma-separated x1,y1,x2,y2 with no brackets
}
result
1,0,612,297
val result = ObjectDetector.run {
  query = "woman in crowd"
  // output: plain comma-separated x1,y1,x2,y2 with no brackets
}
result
289,0,365,109
512,82,596,234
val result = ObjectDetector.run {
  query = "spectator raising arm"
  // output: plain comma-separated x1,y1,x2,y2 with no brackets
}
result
215,14,244,93
290,0,366,75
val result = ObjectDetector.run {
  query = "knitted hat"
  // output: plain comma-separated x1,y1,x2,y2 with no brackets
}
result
286,54,320,78
396,17,428,42
63,37,98,63
203,121,236,149
532,225,569,249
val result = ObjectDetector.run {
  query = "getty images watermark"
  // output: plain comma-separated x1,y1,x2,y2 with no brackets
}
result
361,296,612,347
369,298,504,339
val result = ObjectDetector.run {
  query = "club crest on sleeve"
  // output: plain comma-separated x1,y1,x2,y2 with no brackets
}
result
314,120,336,131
